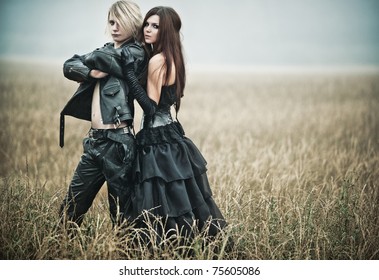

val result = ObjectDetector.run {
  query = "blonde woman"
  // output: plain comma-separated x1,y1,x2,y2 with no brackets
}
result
59,1,147,230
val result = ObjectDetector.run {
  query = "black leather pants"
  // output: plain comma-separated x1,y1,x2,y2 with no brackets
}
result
59,129,136,228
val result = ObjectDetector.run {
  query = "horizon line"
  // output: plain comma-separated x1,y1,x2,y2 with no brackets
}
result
1,55,379,74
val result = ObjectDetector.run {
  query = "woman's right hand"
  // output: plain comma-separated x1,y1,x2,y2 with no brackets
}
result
121,48,135,74
90,69,108,79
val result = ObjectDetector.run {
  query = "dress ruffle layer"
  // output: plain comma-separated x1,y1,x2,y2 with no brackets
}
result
130,121,226,236
134,122,208,183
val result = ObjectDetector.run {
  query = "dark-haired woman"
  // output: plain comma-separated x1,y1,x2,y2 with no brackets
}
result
122,6,227,242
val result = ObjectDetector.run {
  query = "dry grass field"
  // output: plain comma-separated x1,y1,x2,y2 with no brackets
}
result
0,59,378,260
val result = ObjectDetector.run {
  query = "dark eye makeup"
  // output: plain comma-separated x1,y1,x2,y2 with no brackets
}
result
144,22,159,29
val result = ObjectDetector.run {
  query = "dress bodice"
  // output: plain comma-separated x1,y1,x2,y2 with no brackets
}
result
157,84,177,110
141,84,177,129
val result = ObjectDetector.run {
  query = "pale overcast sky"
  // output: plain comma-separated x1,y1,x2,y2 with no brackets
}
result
1,0,379,67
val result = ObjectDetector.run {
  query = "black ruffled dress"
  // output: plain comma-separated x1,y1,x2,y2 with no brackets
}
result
129,85,226,239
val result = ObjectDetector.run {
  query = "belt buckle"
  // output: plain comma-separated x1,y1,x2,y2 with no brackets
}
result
89,128,100,139
115,118,121,128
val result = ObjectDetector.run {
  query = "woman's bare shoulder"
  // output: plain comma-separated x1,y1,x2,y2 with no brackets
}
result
149,53,165,68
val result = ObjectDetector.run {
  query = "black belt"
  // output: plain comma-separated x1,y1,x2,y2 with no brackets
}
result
88,126,132,140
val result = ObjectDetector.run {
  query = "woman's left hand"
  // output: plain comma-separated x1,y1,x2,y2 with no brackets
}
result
121,48,135,72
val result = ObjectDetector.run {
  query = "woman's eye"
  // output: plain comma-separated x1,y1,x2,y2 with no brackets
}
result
109,20,115,26
144,22,159,29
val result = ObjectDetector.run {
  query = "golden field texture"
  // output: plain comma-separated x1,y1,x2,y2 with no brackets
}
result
0,60,378,259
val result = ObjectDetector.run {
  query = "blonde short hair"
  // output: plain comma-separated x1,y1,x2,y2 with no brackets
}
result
107,0,143,39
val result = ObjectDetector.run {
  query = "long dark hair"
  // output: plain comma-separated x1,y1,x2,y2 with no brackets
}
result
140,6,186,112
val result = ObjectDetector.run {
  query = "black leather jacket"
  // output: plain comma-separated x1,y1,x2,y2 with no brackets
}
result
59,38,147,147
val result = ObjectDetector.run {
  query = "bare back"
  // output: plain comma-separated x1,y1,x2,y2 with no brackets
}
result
147,53,176,105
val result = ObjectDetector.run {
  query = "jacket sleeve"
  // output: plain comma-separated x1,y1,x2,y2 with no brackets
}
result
63,53,93,82
121,47,157,116
84,44,124,79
